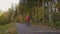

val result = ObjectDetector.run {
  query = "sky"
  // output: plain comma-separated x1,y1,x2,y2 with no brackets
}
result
0,0,19,12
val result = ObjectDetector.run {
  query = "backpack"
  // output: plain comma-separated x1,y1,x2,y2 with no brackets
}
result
26,16,30,22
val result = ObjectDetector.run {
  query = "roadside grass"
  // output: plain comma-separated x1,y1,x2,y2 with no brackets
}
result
30,21,60,31
0,23,18,34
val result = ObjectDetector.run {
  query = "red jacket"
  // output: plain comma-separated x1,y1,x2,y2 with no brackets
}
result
25,16,30,22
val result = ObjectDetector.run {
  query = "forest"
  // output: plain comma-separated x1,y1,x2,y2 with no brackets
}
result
0,0,60,30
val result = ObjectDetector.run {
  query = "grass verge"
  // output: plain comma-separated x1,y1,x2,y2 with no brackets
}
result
0,23,18,34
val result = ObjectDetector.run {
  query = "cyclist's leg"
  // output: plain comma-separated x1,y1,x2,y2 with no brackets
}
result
28,22,30,26
26,21,30,27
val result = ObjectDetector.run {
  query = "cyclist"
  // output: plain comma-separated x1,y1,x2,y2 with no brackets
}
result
25,16,30,26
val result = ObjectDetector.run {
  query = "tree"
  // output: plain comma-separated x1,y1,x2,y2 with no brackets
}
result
7,3,14,22
18,0,47,22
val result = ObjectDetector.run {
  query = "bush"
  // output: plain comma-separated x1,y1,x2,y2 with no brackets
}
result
54,21,60,26
0,19,8,25
0,16,10,25
51,12,60,29
52,12,60,22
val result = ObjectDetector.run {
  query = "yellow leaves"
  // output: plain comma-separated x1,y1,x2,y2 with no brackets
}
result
31,6,45,19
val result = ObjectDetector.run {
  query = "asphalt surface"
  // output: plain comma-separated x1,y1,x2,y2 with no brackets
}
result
16,23,60,34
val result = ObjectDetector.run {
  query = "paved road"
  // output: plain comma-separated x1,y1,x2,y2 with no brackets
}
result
16,23,60,34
